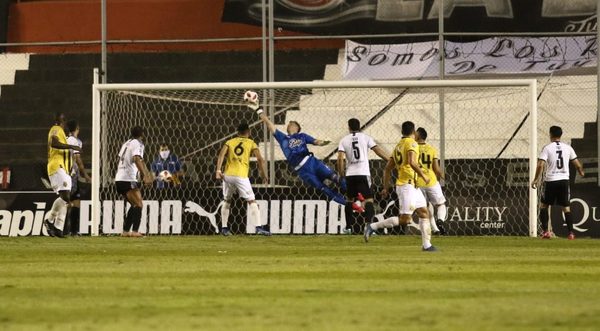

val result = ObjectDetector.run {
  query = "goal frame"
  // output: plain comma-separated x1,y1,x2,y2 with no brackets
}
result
91,79,538,237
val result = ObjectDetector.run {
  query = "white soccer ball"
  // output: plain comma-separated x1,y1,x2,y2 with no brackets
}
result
158,170,172,182
244,90,258,103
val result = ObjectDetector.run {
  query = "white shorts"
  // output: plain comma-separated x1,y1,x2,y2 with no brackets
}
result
49,168,72,194
223,175,255,201
396,184,427,215
419,183,447,205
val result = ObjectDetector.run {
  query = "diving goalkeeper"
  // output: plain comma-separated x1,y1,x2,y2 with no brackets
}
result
245,91,362,212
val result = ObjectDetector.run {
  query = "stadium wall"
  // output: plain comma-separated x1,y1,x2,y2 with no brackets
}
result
6,0,342,53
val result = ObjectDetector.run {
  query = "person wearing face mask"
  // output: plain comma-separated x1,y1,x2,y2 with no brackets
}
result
151,143,184,189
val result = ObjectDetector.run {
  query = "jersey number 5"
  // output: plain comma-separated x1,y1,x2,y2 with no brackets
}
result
393,147,403,164
352,141,360,160
556,150,564,169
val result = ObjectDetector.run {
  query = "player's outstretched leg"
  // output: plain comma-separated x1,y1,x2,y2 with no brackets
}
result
299,167,348,206
364,217,400,242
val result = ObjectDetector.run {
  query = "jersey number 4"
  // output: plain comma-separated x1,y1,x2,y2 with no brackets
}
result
420,153,432,169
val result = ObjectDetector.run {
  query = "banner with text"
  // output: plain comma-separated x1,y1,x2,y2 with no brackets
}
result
344,36,597,80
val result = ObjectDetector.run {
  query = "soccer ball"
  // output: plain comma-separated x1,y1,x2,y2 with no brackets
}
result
158,170,172,182
244,90,258,103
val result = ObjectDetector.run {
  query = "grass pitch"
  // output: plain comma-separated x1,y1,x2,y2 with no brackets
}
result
1,236,599,331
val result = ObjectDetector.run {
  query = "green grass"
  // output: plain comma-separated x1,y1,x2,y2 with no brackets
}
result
1,236,599,331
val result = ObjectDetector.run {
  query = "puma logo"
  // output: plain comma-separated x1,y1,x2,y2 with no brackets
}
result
184,201,223,233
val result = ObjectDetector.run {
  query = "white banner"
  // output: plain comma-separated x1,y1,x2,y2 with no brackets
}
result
344,36,597,80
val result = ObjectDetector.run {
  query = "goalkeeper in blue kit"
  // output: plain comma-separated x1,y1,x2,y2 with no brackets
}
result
245,91,363,213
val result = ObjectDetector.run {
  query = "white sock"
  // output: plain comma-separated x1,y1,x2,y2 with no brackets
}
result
249,203,262,228
428,204,439,232
220,201,230,228
371,217,400,230
54,203,69,231
419,218,432,249
437,204,447,222
49,197,68,221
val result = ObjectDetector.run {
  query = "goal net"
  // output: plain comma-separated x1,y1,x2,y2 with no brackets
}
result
91,80,537,236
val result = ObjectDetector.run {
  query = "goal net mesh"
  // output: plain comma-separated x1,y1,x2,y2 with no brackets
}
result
98,85,532,236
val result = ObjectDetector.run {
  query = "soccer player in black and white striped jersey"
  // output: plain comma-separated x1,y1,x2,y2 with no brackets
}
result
531,126,584,240
337,118,389,234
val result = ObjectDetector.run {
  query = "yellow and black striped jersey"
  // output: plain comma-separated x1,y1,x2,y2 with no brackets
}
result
417,142,439,188
224,137,258,178
392,137,419,186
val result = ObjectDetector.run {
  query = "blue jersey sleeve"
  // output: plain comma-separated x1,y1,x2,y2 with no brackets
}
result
151,160,158,173
302,133,316,145
274,130,287,144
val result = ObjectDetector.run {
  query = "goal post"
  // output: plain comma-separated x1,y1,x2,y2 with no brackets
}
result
91,79,538,237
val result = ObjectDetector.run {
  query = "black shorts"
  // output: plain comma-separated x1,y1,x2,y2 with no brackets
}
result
116,181,139,196
541,180,570,207
345,175,373,200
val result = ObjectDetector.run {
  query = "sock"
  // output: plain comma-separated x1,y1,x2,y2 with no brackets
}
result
54,202,69,231
539,208,549,232
344,202,355,231
70,207,80,234
364,201,375,223
221,201,231,229
419,218,432,249
123,208,134,232
564,212,573,233
248,203,262,229
437,204,447,222
49,197,68,222
428,204,439,232
371,217,400,230
130,206,143,232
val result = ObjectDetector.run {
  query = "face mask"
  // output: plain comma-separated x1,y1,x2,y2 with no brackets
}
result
160,151,170,159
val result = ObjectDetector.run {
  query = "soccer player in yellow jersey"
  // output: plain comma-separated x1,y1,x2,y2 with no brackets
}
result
216,123,270,236
44,113,82,238
416,127,447,235
364,121,437,251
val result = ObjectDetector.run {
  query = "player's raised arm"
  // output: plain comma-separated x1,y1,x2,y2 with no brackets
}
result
253,148,269,184
215,145,228,180
134,155,153,186
313,139,331,146
408,150,429,184
244,91,276,134
51,135,81,152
